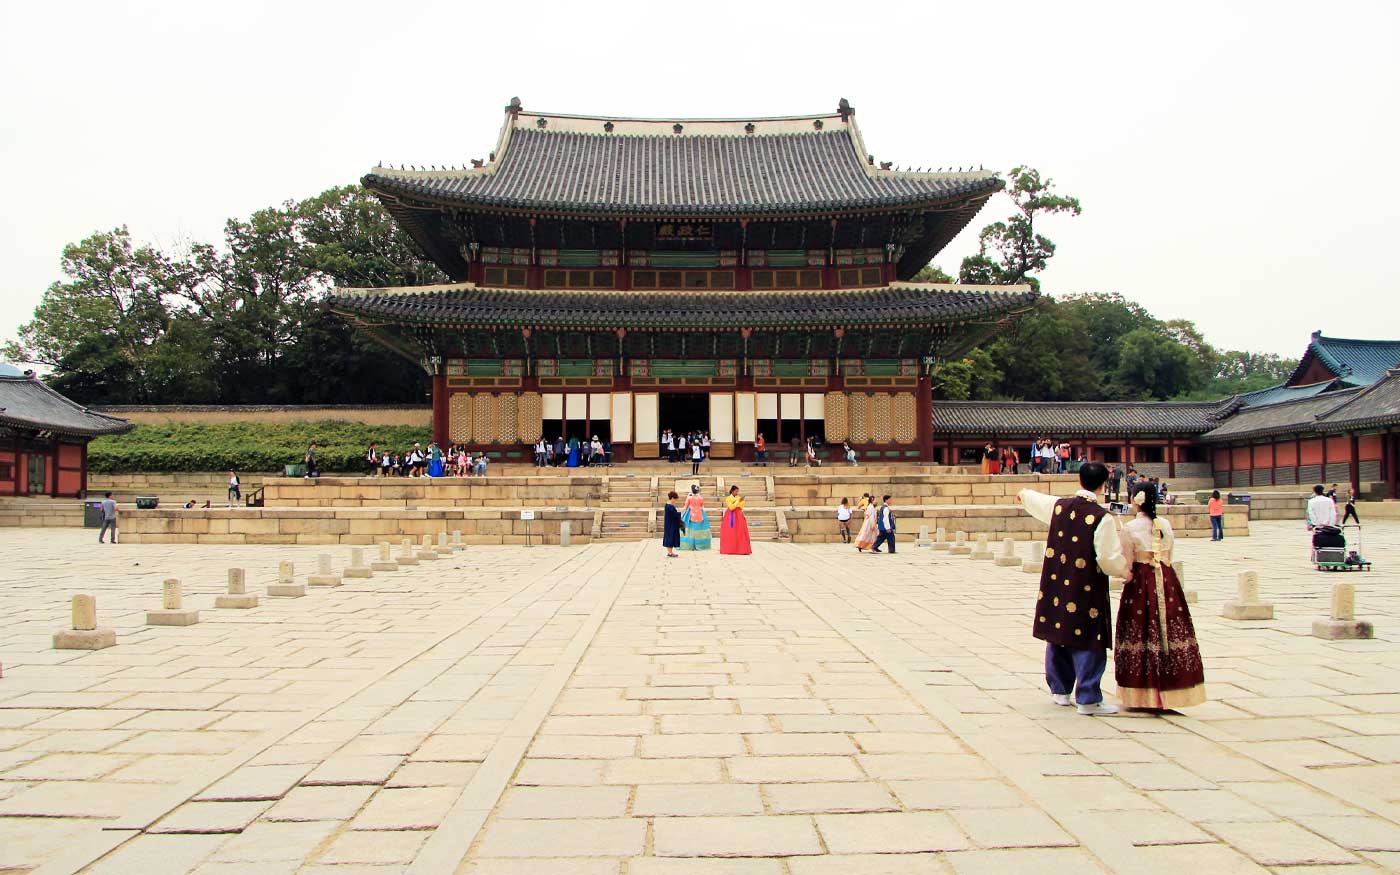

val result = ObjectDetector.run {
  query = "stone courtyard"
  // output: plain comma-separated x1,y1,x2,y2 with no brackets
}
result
0,520,1398,874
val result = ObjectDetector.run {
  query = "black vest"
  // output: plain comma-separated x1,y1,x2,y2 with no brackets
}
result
1034,495,1114,649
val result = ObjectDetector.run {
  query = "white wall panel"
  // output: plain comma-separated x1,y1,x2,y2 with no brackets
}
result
588,393,611,420
735,392,757,443
634,393,659,444
565,393,586,420
542,393,563,420
780,393,801,419
611,392,632,442
756,393,778,419
803,393,826,419
709,393,734,443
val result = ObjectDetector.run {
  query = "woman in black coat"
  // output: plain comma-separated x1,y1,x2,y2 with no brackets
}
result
662,490,685,558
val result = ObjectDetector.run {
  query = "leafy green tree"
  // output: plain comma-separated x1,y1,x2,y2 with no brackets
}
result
297,186,446,288
911,264,955,284
932,348,1003,400
958,166,1082,290
983,299,1100,400
1109,327,1203,399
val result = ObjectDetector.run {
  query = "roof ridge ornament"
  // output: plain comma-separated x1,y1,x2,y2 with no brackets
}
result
838,98,854,120
506,96,522,117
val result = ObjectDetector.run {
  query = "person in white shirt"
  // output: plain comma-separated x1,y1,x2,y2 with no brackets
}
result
1307,484,1338,529
1018,462,1129,716
836,498,852,543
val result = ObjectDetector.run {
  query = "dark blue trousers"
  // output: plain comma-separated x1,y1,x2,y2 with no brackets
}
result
1045,644,1107,705
873,530,895,553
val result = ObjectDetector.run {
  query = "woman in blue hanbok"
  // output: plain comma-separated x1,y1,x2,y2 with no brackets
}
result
679,484,712,551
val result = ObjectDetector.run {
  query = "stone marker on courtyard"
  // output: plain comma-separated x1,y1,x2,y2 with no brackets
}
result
434,532,454,557
53,594,116,650
451,529,465,550
308,553,343,586
146,578,200,626
268,560,307,598
560,520,571,547
416,534,440,561
343,547,374,578
1222,569,1274,620
933,526,950,550
1312,582,1375,639
1174,560,1198,604
949,530,971,555
215,567,258,609
915,525,932,548
397,537,420,565
995,537,1021,566
970,532,993,560
1022,541,1045,574
371,541,399,572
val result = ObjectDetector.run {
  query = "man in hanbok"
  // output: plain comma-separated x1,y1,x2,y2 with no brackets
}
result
1018,462,1128,716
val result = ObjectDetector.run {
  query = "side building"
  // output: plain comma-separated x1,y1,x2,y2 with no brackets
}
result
0,365,133,498
331,98,1036,463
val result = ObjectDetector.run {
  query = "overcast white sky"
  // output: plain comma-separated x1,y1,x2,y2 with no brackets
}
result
2,0,1397,358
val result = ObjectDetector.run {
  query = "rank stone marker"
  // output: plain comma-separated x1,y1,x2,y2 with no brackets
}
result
146,578,200,626
970,532,993,560
267,560,307,598
308,553,343,586
416,534,440,561
933,527,951,551
371,541,399,572
949,530,972,555
1174,560,1199,604
1312,581,1375,639
1021,541,1045,574
451,529,465,550
434,532,454,557
343,547,374,578
397,537,420,566
1222,569,1274,620
915,525,932,548
53,594,116,650
215,567,258,609
995,537,1021,566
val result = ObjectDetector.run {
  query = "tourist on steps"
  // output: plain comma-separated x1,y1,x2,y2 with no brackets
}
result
680,485,711,551
720,485,752,555
690,441,703,476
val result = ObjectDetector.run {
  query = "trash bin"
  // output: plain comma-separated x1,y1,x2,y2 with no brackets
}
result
135,496,159,510
1067,460,1083,474
1227,493,1251,506
284,464,307,477
83,501,104,528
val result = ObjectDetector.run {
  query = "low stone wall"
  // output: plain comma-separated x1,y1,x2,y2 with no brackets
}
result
122,507,594,545
92,405,431,426
774,473,1080,506
0,498,85,528
785,503,1249,544
263,476,605,508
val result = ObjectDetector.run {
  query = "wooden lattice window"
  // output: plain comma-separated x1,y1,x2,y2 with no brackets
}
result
632,270,735,289
837,267,884,287
751,269,822,290
483,266,528,287
543,269,615,289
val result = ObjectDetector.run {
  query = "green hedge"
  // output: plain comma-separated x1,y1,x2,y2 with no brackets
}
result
87,421,431,473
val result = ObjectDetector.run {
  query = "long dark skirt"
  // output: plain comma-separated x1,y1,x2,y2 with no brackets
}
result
1115,562,1206,709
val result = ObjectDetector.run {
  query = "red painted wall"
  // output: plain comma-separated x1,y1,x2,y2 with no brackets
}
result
1254,444,1274,468
1300,439,1324,465
1359,434,1383,461
1326,436,1351,462
1275,442,1297,466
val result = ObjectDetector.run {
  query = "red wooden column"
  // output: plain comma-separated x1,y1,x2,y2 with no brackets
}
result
431,374,449,446
1295,436,1302,485
1269,439,1277,485
917,375,935,463
1389,430,1399,499
80,441,88,498
1167,436,1177,479
1349,433,1361,494
1248,444,1256,487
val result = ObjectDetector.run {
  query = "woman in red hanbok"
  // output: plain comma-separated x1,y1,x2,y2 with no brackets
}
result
720,485,752,555
1114,484,1206,710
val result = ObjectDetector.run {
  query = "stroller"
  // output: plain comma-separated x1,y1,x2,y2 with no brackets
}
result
1312,524,1372,572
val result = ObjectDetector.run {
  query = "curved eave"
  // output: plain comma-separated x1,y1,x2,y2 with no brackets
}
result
0,411,134,439
363,172,1003,222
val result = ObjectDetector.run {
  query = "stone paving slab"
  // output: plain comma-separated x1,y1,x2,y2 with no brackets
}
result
0,521,1395,873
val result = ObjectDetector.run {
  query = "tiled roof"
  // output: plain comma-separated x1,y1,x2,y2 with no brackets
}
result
329,282,1037,331
1200,388,1361,441
1238,381,1331,408
1287,334,1400,388
0,373,134,437
1315,370,1400,432
931,401,1228,435
365,127,1001,218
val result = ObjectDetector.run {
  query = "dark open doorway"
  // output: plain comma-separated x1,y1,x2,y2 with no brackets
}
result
660,393,709,437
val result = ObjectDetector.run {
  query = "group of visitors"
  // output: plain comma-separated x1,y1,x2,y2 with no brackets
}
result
662,484,752,556
1307,483,1362,529
364,442,490,478
981,440,1085,475
1019,461,1206,716
848,493,897,553
661,430,710,472
536,436,611,468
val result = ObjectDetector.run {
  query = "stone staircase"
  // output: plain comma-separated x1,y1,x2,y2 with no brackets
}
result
596,509,651,541
0,498,87,527
744,508,780,541
603,476,654,508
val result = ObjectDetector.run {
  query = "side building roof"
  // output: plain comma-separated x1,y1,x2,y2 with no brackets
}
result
0,372,134,438
1199,388,1363,442
1287,333,1400,389
1314,369,1400,432
931,400,1228,436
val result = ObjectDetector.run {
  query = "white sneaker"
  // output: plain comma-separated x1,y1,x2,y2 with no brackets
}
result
1051,693,1073,706
1076,702,1120,716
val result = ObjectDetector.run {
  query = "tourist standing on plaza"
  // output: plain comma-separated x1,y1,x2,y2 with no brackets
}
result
662,491,684,558
701,432,711,458
1307,484,1337,529
366,442,379,476
1208,490,1225,540
690,440,703,476
836,497,852,543
227,470,240,504
304,443,319,478
789,435,802,467
1114,483,1206,710
720,485,752,555
1342,490,1361,526
1017,462,1128,716
427,442,443,477
680,484,711,551
1109,465,1123,501
871,496,896,554
853,493,878,552
982,443,996,474
97,491,118,544
754,434,767,466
